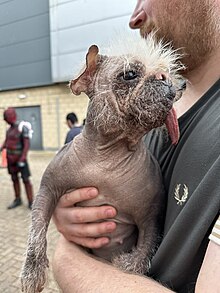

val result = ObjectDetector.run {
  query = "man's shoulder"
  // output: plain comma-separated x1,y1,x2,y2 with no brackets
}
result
65,126,82,143
71,126,82,133
68,126,82,137
21,125,30,138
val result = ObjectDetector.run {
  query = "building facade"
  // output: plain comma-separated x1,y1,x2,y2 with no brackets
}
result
0,0,136,150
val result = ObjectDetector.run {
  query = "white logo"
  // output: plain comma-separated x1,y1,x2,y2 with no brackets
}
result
174,184,189,205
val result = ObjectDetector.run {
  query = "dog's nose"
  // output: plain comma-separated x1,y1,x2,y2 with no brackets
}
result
155,72,169,81
154,72,172,87
154,73,176,100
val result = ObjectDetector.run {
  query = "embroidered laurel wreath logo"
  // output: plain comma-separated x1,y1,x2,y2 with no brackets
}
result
174,184,189,205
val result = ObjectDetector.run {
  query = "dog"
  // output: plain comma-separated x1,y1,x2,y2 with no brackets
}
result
21,33,185,292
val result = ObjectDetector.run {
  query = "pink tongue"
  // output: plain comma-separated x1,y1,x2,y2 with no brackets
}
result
165,107,179,145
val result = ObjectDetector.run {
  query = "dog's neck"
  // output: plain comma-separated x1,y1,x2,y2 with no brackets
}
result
81,121,146,153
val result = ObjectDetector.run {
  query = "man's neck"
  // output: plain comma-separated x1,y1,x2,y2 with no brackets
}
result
174,49,220,118
75,123,81,127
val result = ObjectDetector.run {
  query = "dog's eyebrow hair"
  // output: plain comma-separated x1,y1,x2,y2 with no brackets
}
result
102,32,184,76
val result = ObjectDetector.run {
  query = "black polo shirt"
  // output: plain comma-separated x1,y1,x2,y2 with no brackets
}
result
145,79,220,292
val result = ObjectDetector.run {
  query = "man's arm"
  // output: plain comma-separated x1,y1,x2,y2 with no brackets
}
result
195,240,220,293
19,137,30,162
53,190,220,292
52,235,174,293
195,215,220,293
19,125,31,162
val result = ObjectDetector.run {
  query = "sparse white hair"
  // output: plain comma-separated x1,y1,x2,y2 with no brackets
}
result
71,31,185,89
102,31,185,75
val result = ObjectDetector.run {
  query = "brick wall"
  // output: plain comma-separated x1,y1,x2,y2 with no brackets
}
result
0,83,89,149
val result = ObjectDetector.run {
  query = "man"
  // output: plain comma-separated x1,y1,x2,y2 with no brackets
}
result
52,0,220,292
0,107,34,209
64,112,82,144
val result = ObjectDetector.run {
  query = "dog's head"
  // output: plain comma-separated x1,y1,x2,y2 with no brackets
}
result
70,33,186,145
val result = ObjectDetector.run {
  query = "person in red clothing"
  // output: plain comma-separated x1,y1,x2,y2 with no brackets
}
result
0,107,34,209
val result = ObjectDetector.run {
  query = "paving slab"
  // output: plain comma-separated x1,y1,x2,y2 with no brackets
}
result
0,151,61,292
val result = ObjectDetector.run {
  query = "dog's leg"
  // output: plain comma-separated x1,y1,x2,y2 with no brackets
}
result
112,223,158,275
21,189,55,293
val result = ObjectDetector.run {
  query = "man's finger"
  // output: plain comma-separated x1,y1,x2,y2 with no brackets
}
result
58,187,98,207
69,206,117,223
66,221,117,238
70,236,110,249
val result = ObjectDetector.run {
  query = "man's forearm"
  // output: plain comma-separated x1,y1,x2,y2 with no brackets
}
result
20,138,30,161
52,236,174,293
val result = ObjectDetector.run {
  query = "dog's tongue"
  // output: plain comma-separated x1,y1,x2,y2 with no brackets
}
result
165,107,179,145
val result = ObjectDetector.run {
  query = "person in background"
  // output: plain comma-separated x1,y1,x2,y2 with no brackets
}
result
0,107,34,209
52,0,220,292
64,112,82,144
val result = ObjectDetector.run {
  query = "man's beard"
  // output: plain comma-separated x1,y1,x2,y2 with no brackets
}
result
139,0,219,73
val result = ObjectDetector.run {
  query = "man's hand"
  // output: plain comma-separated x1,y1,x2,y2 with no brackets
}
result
17,161,26,168
53,187,117,249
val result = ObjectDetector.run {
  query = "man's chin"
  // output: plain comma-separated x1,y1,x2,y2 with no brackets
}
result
140,22,156,39
140,29,159,41
140,30,147,39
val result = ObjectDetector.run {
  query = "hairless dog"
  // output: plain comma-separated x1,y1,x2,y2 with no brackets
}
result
21,33,185,293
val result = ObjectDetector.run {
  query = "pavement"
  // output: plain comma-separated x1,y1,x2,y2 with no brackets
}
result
0,151,61,293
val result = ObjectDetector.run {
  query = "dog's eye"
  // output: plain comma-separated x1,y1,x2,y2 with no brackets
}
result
123,70,138,80
118,70,138,81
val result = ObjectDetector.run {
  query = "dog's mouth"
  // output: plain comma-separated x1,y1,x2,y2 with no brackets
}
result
147,78,182,145
152,81,180,145
165,107,179,145
134,81,180,144
164,78,186,144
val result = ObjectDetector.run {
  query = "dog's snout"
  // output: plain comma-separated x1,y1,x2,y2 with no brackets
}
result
155,72,169,82
147,73,177,101
159,76,176,101
154,72,172,87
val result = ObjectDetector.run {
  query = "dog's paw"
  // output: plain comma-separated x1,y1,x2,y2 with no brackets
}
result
21,254,49,293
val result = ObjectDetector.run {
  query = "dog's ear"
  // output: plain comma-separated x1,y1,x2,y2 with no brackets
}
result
70,45,99,96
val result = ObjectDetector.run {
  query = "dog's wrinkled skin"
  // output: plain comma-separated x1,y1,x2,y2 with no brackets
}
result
21,33,185,293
